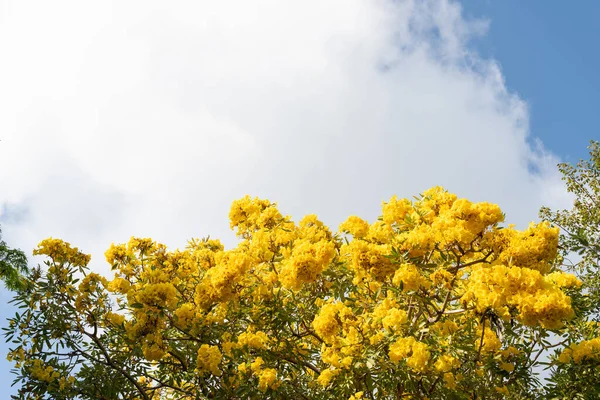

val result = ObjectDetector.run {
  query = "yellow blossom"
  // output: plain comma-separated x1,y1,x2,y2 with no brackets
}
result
196,345,222,376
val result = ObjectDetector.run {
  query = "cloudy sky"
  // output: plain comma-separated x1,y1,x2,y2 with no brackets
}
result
0,0,596,391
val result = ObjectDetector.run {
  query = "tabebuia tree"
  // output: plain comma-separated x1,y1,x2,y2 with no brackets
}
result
539,140,600,398
3,186,592,399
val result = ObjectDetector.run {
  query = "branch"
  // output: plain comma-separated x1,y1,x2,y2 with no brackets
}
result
82,330,150,400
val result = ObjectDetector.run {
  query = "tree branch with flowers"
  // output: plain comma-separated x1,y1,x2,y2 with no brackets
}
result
4,182,595,399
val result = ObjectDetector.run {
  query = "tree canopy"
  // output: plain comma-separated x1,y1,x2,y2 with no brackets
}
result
3,181,599,399
539,140,600,398
0,227,28,291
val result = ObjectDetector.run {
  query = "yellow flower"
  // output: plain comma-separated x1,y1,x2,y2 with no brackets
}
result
258,368,278,392
496,222,559,274
406,341,430,373
499,362,514,373
381,195,412,228
279,239,336,289
107,277,131,294
389,337,416,362
341,240,395,282
432,320,459,336
495,385,509,395
477,327,502,354
434,355,458,373
29,359,60,383
348,391,364,400
341,356,353,368
135,282,178,310
382,308,408,331
313,302,353,344
559,338,600,363
174,303,196,329
443,372,456,389
237,363,248,375
339,216,370,239
369,332,385,345
34,238,91,267
196,345,222,376
392,264,431,292
106,312,125,326
78,273,108,293
250,357,264,373
461,264,576,329
389,337,430,372
316,368,339,387
229,196,281,236
237,329,270,350
546,271,582,288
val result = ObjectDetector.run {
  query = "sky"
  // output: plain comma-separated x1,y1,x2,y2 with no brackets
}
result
461,0,599,163
0,0,597,393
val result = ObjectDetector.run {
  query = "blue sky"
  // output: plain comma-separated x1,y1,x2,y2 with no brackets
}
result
462,0,599,162
0,0,597,395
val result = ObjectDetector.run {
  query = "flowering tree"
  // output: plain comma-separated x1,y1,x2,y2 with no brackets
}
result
539,140,600,398
4,187,590,399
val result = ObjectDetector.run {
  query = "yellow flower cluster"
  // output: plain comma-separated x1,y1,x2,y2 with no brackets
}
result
173,303,195,329
392,263,431,292
313,302,353,344
279,226,336,289
6,347,26,367
348,391,364,400
34,238,91,268
257,368,278,392
107,277,131,294
140,332,165,361
229,196,281,236
195,251,251,308
476,325,502,354
237,329,271,350
340,239,395,282
196,344,222,376
312,301,366,372
135,282,178,310
432,320,459,336
389,336,431,372
558,337,600,364
348,391,365,400
29,359,60,383
461,265,577,328
317,368,340,387
105,311,125,326
370,296,408,335
434,354,459,373
494,222,559,274
74,272,108,313
381,187,505,254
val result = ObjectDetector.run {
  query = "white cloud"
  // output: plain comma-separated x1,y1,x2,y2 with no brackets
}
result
0,0,570,270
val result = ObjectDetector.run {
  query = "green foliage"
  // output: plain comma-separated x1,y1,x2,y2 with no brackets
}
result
0,227,28,291
540,141,600,316
540,140,600,399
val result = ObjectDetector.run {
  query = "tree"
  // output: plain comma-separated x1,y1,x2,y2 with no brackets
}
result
4,187,589,399
0,227,28,291
539,140,600,398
